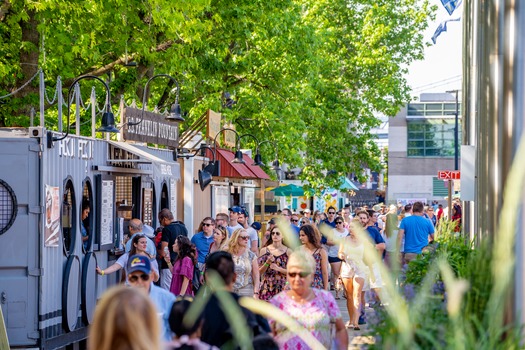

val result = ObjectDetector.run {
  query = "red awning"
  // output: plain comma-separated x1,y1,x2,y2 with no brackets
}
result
242,154,270,180
206,148,270,179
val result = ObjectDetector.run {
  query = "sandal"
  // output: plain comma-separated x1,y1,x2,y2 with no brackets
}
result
354,325,361,331
345,321,354,329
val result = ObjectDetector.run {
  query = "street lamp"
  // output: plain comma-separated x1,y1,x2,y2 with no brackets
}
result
209,127,282,174
212,127,245,164
128,74,184,126
255,140,281,171
47,75,118,148
175,145,216,191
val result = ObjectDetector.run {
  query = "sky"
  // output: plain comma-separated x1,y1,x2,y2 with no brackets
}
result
406,0,463,99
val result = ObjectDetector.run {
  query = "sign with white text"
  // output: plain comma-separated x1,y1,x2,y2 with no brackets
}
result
438,170,461,180
123,107,179,148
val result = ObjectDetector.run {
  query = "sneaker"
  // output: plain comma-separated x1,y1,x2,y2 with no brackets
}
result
358,313,366,325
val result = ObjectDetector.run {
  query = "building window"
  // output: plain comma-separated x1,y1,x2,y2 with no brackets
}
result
407,102,461,117
407,119,461,157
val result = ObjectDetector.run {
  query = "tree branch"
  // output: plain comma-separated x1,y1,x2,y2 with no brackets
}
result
78,39,179,78
0,0,11,22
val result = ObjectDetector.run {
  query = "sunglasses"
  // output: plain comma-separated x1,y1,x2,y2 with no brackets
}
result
202,223,213,227
336,221,343,224
128,273,150,283
239,235,250,240
288,271,310,278
291,219,299,223
328,211,335,214
271,231,281,236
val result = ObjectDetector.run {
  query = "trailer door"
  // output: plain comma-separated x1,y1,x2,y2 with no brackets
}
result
0,140,40,346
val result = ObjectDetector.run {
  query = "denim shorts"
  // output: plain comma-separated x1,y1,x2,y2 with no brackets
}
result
328,256,342,263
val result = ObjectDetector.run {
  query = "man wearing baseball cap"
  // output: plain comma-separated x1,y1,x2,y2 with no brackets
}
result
227,206,244,235
127,255,175,341
302,208,312,223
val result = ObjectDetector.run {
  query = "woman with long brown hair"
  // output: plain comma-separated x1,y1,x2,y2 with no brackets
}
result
96,234,159,283
226,228,260,298
257,226,291,301
166,235,197,296
298,224,329,290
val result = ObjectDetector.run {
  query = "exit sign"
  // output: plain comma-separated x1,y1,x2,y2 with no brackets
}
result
438,170,461,180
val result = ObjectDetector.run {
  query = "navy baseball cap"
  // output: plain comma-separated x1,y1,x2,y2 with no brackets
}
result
127,255,151,275
251,222,262,231
228,206,243,213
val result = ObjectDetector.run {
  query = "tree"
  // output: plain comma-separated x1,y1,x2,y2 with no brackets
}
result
0,0,435,191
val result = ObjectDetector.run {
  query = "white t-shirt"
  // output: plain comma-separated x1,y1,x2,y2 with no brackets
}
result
246,227,258,243
328,228,348,257
227,223,243,236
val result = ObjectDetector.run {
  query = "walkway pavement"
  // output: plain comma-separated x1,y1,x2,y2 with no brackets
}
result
331,291,376,349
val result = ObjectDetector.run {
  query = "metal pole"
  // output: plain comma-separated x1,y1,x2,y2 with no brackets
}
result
454,90,459,170
39,70,45,127
447,181,452,219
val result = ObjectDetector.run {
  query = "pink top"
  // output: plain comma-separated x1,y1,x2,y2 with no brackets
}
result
169,256,194,296
269,289,341,349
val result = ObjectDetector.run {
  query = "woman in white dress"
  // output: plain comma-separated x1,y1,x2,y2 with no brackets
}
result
338,220,371,330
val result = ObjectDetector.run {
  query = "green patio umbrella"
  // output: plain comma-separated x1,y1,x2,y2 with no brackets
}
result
270,184,305,196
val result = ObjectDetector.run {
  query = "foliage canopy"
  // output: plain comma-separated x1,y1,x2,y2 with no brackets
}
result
0,0,434,190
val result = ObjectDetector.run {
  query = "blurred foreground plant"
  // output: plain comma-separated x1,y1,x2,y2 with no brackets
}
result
367,135,525,349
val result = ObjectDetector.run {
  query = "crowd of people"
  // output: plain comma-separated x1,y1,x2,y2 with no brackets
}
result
90,200,452,349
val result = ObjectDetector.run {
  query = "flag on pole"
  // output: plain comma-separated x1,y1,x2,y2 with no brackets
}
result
440,0,463,16
431,17,461,44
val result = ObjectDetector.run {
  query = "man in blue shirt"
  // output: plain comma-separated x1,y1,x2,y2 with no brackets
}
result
281,208,300,235
357,210,386,319
398,201,435,265
127,255,175,341
191,217,216,274
319,206,337,244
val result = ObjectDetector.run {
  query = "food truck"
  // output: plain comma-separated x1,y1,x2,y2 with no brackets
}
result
0,120,181,348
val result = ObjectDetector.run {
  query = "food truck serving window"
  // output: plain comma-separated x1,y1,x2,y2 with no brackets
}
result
0,179,17,235
62,179,76,256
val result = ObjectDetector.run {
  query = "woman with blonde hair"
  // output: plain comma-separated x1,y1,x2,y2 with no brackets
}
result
226,228,260,298
88,285,161,350
269,250,348,349
199,225,229,285
209,225,229,254
338,220,372,330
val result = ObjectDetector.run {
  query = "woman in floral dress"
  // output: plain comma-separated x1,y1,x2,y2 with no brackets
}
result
298,224,329,290
258,226,291,301
269,250,348,349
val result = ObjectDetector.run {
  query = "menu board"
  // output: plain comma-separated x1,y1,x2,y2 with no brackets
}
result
100,180,114,246
142,188,153,226
170,179,177,220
